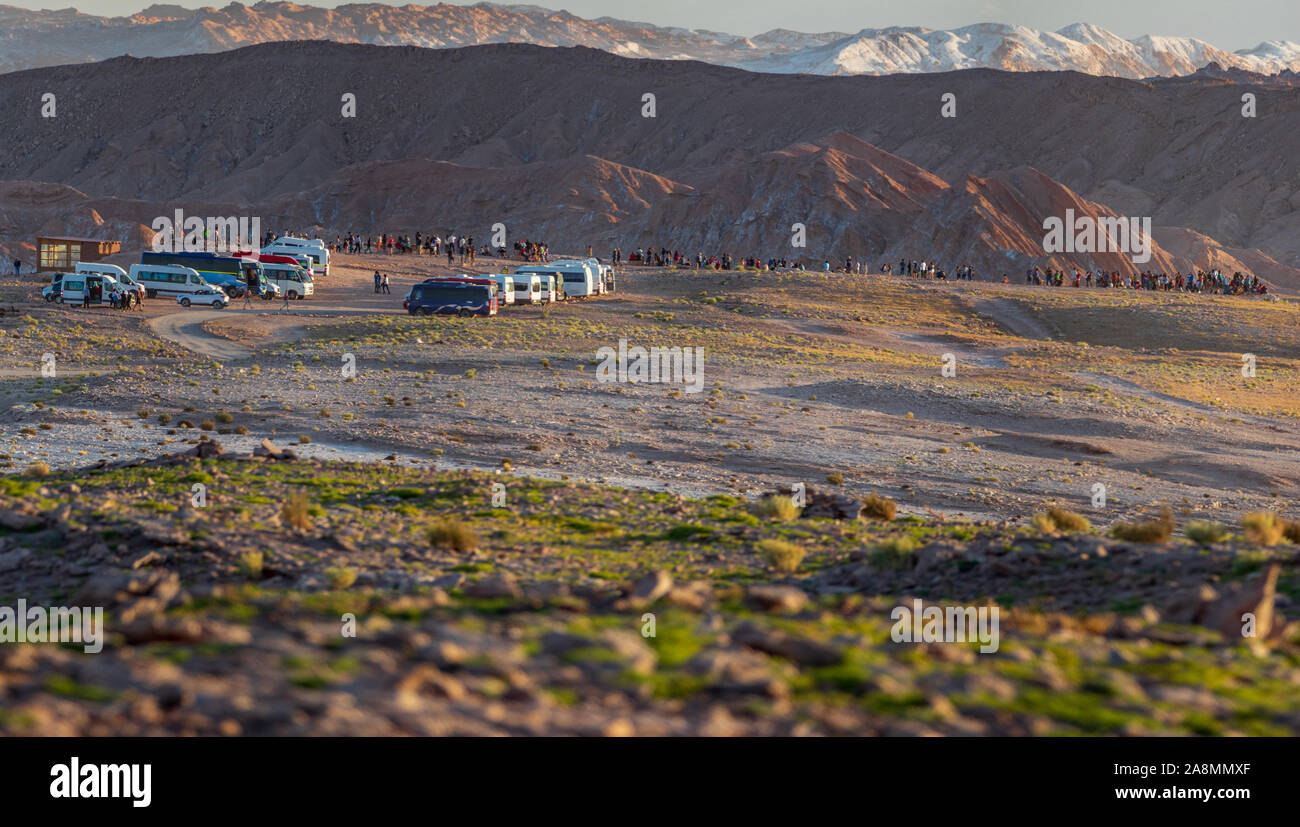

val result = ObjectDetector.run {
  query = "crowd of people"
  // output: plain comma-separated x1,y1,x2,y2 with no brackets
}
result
1019,265,1268,294
262,229,1275,298
319,231,554,265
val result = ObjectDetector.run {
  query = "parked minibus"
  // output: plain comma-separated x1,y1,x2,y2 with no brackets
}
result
485,273,516,305
129,263,218,302
405,281,497,316
244,253,314,298
508,273,542,304
531,272,561,303
75,262,146,303
263,237,329,277
526,263,596,298
57,272,134,307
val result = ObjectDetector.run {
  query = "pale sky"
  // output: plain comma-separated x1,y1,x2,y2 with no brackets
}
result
11,0,1300,51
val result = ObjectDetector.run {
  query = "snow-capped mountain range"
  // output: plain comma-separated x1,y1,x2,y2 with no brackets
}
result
1,2,1299,78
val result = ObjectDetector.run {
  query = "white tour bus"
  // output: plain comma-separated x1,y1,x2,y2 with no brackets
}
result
549,260,604,296
264,238,329,277
515,265,577,299
261,262,315,299
565,258,613,293
129,263,216,301
542,264,597,298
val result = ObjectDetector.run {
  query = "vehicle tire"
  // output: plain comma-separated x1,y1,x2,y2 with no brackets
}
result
44,293,54,302
287,291,298,300
417,307,431,316
56,296,64,304
214,301,226,310
458,308,472,318
180,298,191,307
146,289,157,299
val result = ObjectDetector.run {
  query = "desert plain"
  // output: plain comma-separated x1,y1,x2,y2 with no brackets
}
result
0,252,1297,735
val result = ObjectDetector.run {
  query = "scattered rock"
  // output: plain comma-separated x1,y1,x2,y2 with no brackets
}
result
462,574,520,600
0,548,32,573
731,622,843,667
628,569,672,607
194,440,224,459
745,585,808,613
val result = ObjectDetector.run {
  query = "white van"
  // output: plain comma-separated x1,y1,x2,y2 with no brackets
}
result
508,273,541,304
76,262,145,303
264,238,329,277
129,263,215,301
261,262,314,299
532,273,560,303
486,273,515,305
58,272,134,307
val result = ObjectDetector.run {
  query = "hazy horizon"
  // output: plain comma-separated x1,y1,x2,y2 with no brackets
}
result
4,0,1298,52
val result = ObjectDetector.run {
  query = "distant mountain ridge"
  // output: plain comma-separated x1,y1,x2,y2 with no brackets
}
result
1,2,1299,78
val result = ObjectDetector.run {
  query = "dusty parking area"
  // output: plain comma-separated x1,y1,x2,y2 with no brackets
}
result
1,252,1299,526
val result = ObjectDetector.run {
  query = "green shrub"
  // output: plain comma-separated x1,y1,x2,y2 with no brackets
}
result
757,538,806,573
870,536,917,569
1184,519,1230,546
325,567,358,589
238,551,264,579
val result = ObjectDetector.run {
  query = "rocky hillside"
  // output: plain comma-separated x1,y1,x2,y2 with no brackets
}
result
2,42,1300,282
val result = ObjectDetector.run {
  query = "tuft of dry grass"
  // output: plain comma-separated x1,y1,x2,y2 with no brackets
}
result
753,494,801,521
1110,506,1174,544
757,538,805,573
1033,507,1092,534
428,519,479,552
281,492,313,532
22,461,50,479
861,492,896,521
1241,512,1285,546
1283,518,1300,544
